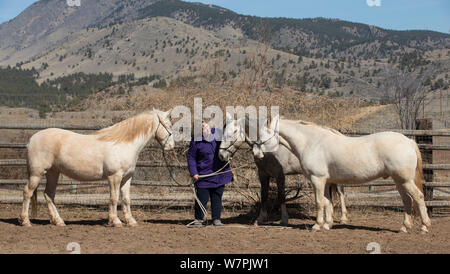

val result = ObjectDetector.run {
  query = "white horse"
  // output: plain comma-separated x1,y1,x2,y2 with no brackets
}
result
253,117,431,233
219,114,348,226
19,109,174,227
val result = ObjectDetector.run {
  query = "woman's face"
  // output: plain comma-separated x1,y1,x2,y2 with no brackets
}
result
202,122,211,139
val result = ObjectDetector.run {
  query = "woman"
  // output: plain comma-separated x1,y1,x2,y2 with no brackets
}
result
187,122,233,227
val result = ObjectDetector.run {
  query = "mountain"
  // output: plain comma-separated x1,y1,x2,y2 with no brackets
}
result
1,0,449,64
0,0,449,109
136,0,450,58
0,0,162,62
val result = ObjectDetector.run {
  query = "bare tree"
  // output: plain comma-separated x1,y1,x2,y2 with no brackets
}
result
382,66,435,129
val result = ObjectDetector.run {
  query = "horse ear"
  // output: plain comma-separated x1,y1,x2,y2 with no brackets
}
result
165,108,173,118
225,112,233,124
269,115,279,131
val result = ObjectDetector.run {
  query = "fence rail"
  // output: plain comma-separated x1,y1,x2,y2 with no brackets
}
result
1,124,450,136
0,179,449,188
2,142,450,151
1,159,449,171
1,125,449,211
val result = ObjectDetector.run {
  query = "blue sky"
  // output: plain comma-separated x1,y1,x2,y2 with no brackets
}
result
0,0,449,34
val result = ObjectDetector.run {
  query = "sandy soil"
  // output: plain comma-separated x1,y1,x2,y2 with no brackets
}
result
0,204,449,254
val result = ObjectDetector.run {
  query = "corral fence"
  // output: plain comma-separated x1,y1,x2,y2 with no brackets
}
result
0,122,449,216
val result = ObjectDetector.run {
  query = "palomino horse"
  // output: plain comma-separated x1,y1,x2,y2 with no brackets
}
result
19,109,174,227
219,114,348,226
253,117,431,233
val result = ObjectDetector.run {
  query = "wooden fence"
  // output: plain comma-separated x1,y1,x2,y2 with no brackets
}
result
0,124,449,213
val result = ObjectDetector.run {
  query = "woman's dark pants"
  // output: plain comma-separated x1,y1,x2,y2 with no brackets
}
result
194,185,225,221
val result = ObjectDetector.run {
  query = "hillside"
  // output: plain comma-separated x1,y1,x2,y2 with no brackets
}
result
1,0,448,65
137,0,450,58
0,0,449,110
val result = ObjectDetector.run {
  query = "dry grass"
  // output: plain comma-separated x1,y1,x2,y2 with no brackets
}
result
78,83,376,130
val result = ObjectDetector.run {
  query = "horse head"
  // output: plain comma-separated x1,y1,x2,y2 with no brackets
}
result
155,108,175,151
252,115,280,159
218,112,248,161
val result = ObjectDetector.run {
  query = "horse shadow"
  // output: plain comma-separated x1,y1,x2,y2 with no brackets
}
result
0,218,54,226
144,210,399,233
0,218,21,226
0,217,109,226
143,210,261,226
0,212,399,232
330,224,398,233
64,219,109,226
144,210,316,228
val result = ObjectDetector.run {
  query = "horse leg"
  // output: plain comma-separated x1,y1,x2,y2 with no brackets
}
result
276,173,289,226
323,184,334,230
395,183,413,233
19,174,41,226
400,179,431,233
336,185,348,224
44,169,65,226
108,173,123,227
121,177,137,227
310,175,327,231
256,170,269,225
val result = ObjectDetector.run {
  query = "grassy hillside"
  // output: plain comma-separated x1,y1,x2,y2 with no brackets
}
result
0,66,162,112
0,0,449,112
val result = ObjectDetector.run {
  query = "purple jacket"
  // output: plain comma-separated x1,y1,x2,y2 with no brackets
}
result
187,128,233,188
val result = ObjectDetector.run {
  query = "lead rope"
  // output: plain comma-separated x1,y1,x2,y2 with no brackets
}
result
185,162,232,227
156,119,242,227
161,144,233,227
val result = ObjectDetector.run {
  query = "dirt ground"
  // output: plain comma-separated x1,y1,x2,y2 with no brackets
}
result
0,204,449,254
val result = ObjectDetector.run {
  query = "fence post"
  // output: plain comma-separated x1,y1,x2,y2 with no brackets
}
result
416,118,433,217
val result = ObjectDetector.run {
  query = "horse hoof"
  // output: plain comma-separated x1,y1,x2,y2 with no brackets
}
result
108,220,123,227
51,218,66,226
55,221,66,227
18,216,31,226
127,221,138,227
420,225,429,234
312,224,321,231
113,222,123,228
20,221,32,227
399,226,408,233
340,219,348,225
323,224,331,230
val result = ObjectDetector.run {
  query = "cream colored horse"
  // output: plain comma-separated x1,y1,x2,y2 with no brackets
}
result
253,117,431,233
219,114,348,226
19,109,174,227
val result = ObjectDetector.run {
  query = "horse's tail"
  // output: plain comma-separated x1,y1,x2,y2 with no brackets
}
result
412,141,424,215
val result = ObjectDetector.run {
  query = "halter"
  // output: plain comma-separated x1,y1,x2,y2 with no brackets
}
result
220,126,278,158
219,122,249,159
253,129,278,147
218,138,241,158
155,114,173,148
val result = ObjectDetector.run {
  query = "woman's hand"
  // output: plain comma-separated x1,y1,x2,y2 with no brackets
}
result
192,174,199,181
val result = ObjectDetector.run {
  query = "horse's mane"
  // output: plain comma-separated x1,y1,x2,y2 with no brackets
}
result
299,120,343,136
282,117,343,136
94,110,158,143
